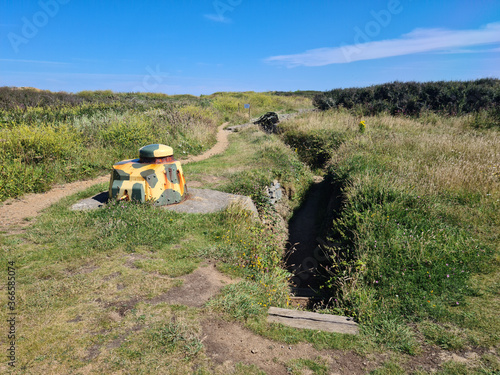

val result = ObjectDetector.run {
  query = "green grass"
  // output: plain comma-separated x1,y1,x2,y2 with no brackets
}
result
147,320,204,360
370,361,407,375
184,127,314,215
419,321,466,350
0,125,314,374
434,359,500,375
286,357,330,375
207,91,311,124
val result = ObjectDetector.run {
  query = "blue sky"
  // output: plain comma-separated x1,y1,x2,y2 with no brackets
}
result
1,0,499,95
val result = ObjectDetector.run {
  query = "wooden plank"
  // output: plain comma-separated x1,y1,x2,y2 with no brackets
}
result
268,307,357,325
267,307,358,335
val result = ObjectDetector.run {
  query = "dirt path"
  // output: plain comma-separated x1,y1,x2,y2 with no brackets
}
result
0,176,111,233
182,123,231,164
0,123,231,233
202,318,376,375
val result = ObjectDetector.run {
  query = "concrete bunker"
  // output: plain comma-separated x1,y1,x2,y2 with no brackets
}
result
109,144,187,206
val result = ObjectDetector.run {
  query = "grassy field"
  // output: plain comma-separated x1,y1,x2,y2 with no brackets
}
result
0,87,499,374
279,110,499,372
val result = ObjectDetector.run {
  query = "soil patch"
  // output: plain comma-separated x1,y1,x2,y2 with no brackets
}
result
149,262,238,307
101,262,239,316
201,318,375,375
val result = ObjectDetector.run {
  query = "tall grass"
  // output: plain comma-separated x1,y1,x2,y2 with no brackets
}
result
207,91,312,124
280,110,499,353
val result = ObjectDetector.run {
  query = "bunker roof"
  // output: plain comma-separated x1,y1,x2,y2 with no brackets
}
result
139,144,174,158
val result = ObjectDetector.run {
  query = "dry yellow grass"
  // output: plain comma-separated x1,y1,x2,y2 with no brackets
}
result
284,110,500,200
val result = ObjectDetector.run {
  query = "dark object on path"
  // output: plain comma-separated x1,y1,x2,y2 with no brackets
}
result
254,112,281,134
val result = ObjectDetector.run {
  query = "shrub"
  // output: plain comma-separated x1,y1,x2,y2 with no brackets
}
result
313,79,500,118
0,123,81,162
282,128,345,169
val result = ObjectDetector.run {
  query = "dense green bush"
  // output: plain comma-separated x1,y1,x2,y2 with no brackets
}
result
313,79,500,122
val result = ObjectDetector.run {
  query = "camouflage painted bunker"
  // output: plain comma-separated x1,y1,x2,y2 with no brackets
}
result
109,144,187,205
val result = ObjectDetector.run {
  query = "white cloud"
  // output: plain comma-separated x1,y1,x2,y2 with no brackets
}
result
0,58,68,65
203,13,232,23
437,46,500,54
266,23,500,67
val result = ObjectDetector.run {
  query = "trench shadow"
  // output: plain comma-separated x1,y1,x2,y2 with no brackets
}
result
285,176,344,308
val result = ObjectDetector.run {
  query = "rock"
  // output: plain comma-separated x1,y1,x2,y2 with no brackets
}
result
254,112,280,134
266,179,282,205
70,191,108,210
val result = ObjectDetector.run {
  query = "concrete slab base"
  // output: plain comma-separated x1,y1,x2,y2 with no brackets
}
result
70,188,258,218
70,191,108,211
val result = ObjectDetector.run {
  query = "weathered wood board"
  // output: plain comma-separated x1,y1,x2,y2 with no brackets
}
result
267,307,359,335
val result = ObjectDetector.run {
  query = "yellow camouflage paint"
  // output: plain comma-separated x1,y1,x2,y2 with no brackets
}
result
109,144,187,205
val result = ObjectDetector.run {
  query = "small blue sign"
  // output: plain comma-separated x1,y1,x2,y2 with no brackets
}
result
244,103,250,109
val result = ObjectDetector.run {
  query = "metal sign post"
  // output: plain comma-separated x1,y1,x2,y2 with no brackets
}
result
244,103,250,118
